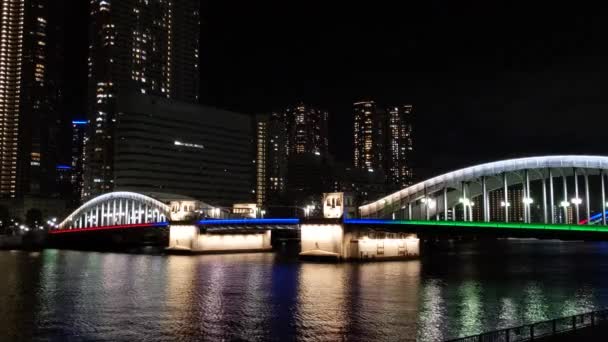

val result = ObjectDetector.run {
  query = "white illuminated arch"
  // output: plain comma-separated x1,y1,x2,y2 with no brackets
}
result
59,191,170,228
360,155,608,217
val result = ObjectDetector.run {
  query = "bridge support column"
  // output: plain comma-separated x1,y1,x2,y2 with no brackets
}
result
562,172,568,224
542,173,548,224
408,203,412,220
503,173,509,223
549,169,555,224
525,170,531,223
299,223,420,261
585,171,591,224
168,225,272,253
443,187,448,221
462,182,468,222
482,177,489,222
602,171,607,226
574,168,580,223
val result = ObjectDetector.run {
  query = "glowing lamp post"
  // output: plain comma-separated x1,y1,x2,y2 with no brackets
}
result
459,197,473,221
560,201,570,224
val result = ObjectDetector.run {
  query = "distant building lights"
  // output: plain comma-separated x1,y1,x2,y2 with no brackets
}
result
174,140,204,149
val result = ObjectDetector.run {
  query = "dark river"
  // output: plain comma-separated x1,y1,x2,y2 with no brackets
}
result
1,239,608,341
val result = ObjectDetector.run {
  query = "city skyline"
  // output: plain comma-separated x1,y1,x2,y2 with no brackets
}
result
57,1,608,183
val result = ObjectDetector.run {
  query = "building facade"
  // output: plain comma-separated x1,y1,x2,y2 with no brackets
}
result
285,103,328,156
71,120,88,200
0,0,65,198
113,94,255,206
488,188,525,222
386,105,414,189
255,104,328,207
353,101,383,172
83,0,200,198
353,101,414,190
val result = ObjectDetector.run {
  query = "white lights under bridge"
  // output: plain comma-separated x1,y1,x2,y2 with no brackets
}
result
360,155,608,225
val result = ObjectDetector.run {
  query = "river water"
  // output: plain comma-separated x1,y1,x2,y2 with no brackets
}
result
1,239,608,341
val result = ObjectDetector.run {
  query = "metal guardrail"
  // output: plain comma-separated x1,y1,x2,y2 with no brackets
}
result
445,309,608,342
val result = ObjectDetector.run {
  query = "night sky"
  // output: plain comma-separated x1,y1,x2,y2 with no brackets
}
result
66,1,608,180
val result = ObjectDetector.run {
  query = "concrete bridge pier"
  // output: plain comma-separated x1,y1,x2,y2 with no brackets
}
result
299,222,420,261
167,224,272,253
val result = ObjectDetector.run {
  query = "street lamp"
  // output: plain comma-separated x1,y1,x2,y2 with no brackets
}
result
522,197,534,205
500,201,511,207
571,198,582,205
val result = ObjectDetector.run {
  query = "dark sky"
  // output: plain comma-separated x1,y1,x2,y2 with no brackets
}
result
66,1,608,181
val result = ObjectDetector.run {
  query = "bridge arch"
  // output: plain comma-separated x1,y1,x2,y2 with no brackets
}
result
360,155,608,224
59,191,171,229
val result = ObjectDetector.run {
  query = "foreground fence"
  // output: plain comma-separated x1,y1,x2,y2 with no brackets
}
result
446,309,608,342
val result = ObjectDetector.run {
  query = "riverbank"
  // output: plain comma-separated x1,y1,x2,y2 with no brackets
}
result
0,232,46,250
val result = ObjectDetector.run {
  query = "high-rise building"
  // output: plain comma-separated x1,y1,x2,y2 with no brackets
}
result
71,120,88,200
83,0,200,198
285,103,328,156
489,188,525,222
255,116,268,207
386,105,414,188
353,101,414,189
255,104,328,207
353,101,384,172
0,0,65,198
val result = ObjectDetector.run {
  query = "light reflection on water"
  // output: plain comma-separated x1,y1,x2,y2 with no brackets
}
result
1,240,608,341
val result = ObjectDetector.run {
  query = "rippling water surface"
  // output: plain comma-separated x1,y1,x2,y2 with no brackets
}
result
2,240,608,341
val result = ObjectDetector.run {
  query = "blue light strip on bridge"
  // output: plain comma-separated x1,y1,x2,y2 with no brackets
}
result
579,211,608,225
198,218,300,225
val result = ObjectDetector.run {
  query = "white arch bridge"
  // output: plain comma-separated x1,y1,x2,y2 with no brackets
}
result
57,191,214,230
359,156,608,225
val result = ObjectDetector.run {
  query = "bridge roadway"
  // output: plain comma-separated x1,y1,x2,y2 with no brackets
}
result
47,217,608,258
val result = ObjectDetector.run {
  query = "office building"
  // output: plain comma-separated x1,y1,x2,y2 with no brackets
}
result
84,0,200,197
111,94,255,206
0,0,65,198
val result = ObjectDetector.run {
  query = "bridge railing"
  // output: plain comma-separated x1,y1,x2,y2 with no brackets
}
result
445,309,608,342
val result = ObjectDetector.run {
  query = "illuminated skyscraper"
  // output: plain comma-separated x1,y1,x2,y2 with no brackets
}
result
353,101,413,189
71,120,88,199
353,101,383,172
255,104,328,207
284,103,328,156
83,0,200,198
386,105,414,188
0,0,64,198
